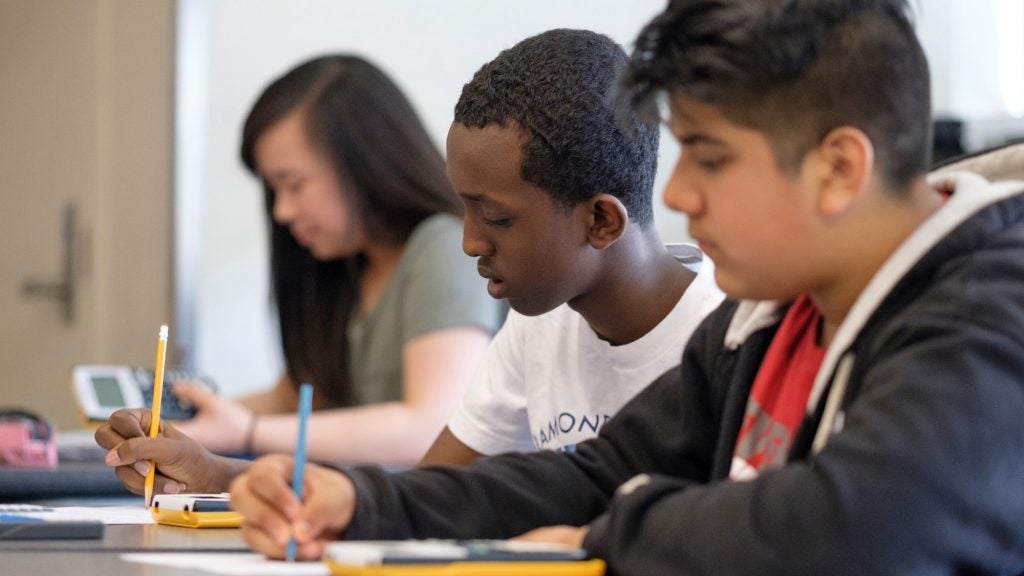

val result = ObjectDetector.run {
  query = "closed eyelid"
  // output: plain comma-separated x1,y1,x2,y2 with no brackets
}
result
484,217,513,228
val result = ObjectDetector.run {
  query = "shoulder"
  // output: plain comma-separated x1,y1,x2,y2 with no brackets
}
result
400,214,468,276
394,213,504,334
871,178,1024,341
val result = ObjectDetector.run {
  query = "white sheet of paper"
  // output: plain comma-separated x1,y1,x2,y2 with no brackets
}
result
12,505,154,525
120,553,328,575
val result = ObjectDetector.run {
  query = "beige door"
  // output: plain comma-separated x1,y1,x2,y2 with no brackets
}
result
0,0,174,430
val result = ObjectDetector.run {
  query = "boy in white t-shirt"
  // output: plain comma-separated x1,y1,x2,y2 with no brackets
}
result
419,29,723,465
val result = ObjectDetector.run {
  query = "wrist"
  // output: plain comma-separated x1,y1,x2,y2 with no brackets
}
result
212,454,252,492
243,413,259,454
331,472,357,539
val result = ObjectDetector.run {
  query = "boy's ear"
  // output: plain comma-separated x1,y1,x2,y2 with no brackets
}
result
583,194,629,249
811,126,875,218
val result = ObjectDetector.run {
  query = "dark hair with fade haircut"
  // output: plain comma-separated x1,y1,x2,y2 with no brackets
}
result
621,0,931,191
239,55,461,407
455,29,660,228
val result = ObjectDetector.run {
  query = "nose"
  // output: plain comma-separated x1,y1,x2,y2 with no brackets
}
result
662,158,703,217
462,216,492,258
272,189,296,224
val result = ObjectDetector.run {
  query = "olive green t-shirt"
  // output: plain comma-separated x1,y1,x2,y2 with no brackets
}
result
345,213,505,405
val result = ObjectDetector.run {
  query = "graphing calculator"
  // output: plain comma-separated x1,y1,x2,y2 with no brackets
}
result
71,364,217,424
149,493,242,528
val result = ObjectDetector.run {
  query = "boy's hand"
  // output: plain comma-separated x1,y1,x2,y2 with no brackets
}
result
513,525,590,548
230,455,355,560
95,409,236,495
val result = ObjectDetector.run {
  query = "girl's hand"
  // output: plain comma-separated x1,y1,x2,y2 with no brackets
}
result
172,382,255,454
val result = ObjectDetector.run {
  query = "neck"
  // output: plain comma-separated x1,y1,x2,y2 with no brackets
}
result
570,228,696,345
813,178,943,346
358,242,405,314
362,242,404,273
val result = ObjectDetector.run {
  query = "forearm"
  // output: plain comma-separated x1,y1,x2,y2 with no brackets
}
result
249,329,489,465
252,402,449,466
208,454,254,492
344,449,620,540
336,365,719,542
340,375,706,540
237,375,297,413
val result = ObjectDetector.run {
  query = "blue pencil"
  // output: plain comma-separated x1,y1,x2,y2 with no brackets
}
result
286,383,313,562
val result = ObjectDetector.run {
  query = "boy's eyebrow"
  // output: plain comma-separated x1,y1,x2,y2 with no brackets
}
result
458,191,512,208
458,191,483,201
678,133,728,148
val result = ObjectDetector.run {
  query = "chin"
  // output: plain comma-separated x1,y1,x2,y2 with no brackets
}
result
719,277,796,303
308,248,333,261
309,244,353,261
713,272,763,302
507,297,561,318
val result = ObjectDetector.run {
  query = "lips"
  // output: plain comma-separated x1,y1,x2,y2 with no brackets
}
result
290,227,314,247
477,263,507,299
689,231,716,255
477,262,498,281
696,239,716,255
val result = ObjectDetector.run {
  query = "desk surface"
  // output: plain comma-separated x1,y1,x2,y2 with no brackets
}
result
0,550,260,576
0,437,264,575
0,523,253,575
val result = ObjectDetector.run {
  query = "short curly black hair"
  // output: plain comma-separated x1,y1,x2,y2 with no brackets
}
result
454,29,659,228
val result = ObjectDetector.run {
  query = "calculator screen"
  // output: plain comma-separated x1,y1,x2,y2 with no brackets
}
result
92,376,125,408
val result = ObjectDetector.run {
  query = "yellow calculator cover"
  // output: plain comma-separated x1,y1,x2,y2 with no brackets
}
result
150,493,243,528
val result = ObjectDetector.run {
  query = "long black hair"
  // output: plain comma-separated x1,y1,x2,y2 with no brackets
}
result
240,55,462,407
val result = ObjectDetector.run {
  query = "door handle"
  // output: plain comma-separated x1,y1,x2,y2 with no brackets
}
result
22,203,76,324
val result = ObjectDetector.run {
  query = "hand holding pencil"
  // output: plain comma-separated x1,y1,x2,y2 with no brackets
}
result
98,322,254,498
230,383,358,561
230,453,357,560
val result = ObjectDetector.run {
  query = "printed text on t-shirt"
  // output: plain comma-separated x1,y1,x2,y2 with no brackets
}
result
533,412,613,449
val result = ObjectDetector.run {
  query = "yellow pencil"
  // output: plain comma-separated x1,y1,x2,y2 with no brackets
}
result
144,324,169,508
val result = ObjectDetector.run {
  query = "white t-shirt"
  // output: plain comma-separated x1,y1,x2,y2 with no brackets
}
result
448,244,724,455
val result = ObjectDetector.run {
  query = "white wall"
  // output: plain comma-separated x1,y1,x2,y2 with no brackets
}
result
915,0,1024,149
181,0,683,397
